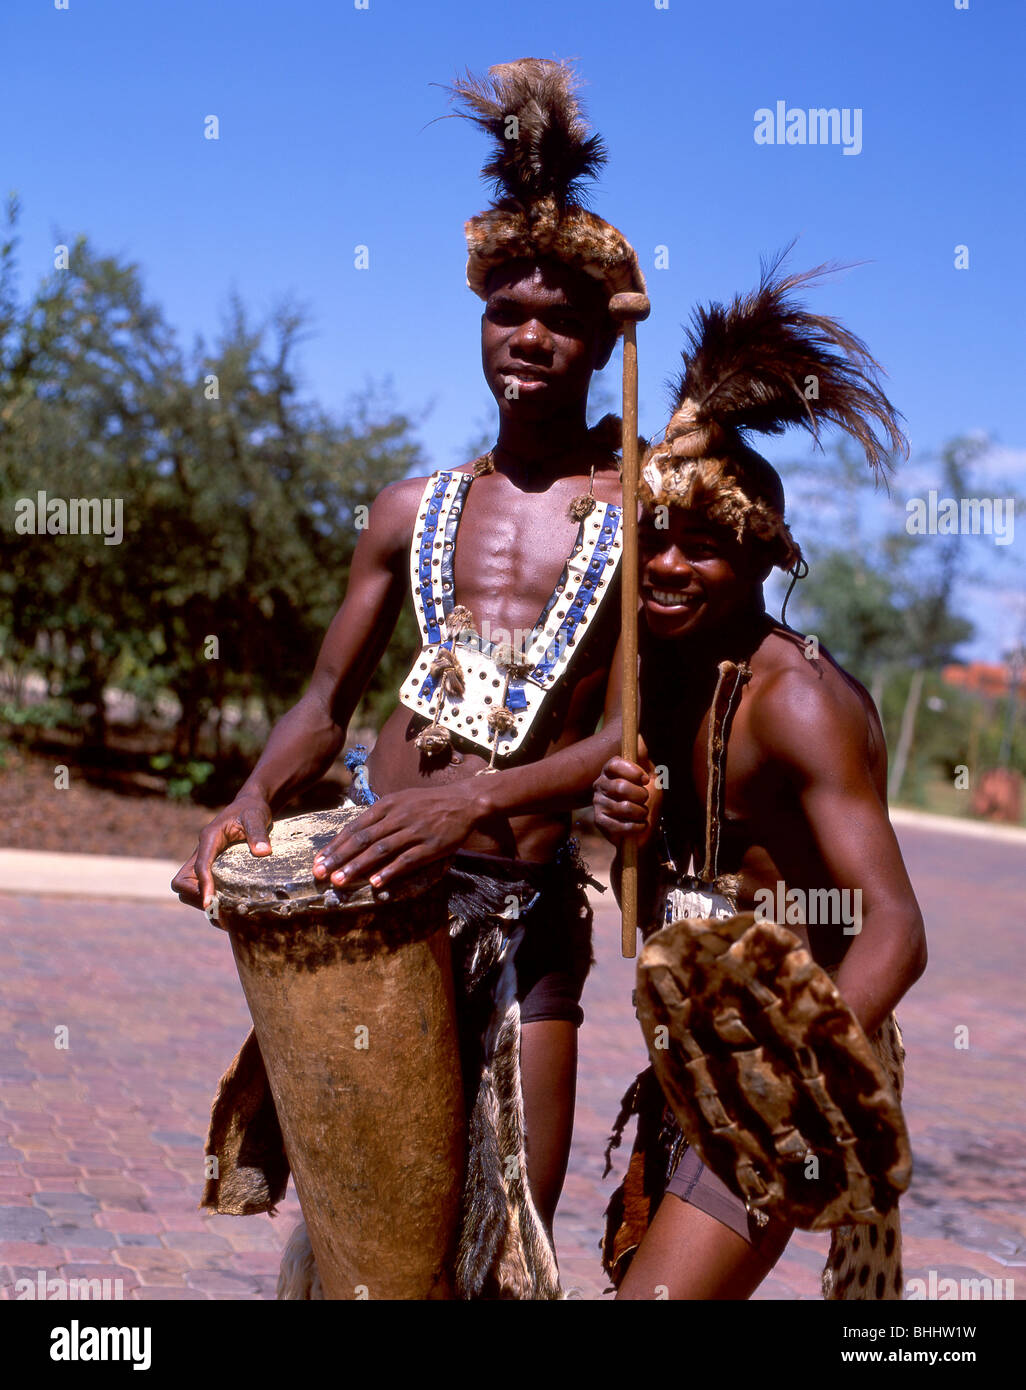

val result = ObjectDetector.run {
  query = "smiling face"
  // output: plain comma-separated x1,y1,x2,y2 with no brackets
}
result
481,257,616,422
639,506,769,641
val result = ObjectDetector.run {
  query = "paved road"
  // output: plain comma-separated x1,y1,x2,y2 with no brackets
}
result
1,823,1024,1301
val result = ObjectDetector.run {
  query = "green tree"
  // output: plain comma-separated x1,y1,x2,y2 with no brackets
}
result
780,436,980,800
0,202,424,772
883,438,983,800
0,212,181,746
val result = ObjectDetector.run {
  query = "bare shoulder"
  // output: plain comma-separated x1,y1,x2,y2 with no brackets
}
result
364,473,435,558
746,625,881,768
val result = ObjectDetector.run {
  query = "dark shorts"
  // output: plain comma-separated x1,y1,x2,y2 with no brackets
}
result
664,1147,790,1246
514,899,591,1027
450,845,594,1028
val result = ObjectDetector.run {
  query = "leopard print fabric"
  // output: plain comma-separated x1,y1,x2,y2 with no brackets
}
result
821,1014,906,1300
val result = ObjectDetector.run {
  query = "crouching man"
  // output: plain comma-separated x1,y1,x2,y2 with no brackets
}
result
594,257,927,1301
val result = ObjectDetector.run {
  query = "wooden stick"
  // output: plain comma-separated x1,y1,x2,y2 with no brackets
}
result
609,292,650,959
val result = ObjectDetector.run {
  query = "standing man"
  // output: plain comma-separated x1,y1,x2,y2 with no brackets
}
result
594,257,926,1299
172,58,647,1298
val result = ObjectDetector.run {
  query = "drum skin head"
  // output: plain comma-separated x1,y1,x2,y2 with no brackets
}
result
636,912,912,1231
211,808,443,919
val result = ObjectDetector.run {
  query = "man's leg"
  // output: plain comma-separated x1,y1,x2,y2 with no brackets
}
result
617,1192,792,1300
519,1019,578,1233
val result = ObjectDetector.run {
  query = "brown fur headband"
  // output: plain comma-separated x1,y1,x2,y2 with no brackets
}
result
443,58,646,318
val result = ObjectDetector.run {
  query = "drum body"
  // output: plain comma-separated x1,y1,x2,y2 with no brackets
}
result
211,808,464,1299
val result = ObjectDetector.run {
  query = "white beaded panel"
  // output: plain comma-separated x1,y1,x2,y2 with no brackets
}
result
398,644,549,756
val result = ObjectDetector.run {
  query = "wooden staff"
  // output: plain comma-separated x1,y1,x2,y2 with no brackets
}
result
609,291,650,958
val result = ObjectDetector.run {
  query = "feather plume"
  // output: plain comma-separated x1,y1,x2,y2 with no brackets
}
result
446,58,607,210
668,246,908,474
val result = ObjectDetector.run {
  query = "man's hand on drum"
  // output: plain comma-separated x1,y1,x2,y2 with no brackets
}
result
170,794,273,910
312,783,483,890
593,752,660,848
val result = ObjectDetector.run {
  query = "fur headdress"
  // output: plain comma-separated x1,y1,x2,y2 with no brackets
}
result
445,58,646,321
641,250,908,571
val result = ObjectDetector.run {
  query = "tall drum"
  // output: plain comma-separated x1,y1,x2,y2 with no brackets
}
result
210,807,464,1300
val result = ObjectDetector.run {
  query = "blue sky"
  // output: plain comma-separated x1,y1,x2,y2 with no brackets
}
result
3,0,1023,659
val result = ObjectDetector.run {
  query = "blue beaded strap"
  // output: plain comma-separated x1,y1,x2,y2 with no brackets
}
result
527,502,621,687
439,475,471,617
416,476,446,644
417,472,470,644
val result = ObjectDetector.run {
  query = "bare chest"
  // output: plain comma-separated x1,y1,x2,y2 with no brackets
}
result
449,474,613,636
653,695,769,867
399,468,622,760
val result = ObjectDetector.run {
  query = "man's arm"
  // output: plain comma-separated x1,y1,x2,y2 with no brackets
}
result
171,477,421,908
237,481,417,809
753,674,927,1037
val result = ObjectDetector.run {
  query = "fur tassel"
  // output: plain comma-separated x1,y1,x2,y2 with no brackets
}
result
455,930,561,1300
456,1070,515,1298
276,1220,323,1300
493,1000,561,1297
666,244,908,475
446,58,606,211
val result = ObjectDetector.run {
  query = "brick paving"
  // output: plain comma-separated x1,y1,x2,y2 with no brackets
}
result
1,823,1024,1300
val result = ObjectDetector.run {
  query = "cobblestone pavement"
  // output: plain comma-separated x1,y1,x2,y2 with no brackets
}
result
1,824,1023,1301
